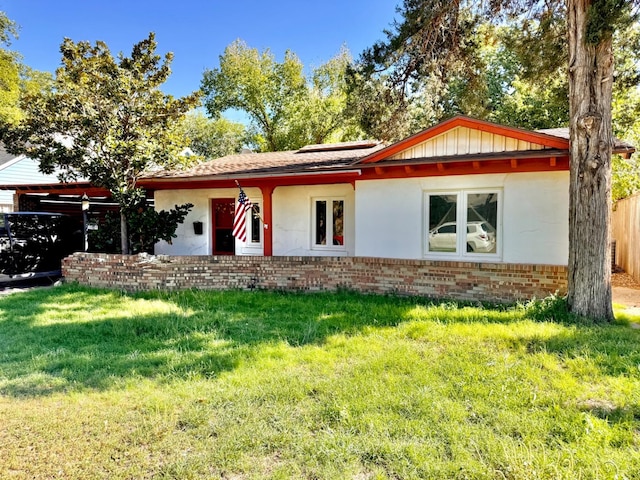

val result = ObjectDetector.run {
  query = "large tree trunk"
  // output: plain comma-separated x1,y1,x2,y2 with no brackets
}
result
566,0,614,321
120,210,129,255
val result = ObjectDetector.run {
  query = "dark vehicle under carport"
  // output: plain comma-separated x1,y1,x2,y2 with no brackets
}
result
0,212,83,284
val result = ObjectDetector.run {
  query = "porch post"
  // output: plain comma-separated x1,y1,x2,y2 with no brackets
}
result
260,185,274,256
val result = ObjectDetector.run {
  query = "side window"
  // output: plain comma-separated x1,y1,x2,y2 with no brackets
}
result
466,193,498,254
313,198,345,249
427,193,458,253
250,203,261,244
426,190,500,258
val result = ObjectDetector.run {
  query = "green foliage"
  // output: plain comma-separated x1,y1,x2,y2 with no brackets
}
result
0,12,52,126
202,40,363,151
522,293,583,323
0,286,638,477
611,23,640,200
87,210,121,253
0,11,18,46
586,0,632,44
89,199,193,254
287,47,364,145
1,33,200,253
612,154,640,201
179,111,246,158
202,40,306,152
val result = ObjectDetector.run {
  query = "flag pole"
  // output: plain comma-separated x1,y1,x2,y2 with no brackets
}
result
235,180,266,226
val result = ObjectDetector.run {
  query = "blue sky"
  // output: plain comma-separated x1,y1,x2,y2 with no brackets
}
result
0,0,399,101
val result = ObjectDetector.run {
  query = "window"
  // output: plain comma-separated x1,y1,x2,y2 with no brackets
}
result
245,202,261,245
426,190,500,257
312,198,345,248
250,203,261,244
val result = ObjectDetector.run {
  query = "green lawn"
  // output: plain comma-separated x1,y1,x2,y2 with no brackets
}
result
0,284,638,479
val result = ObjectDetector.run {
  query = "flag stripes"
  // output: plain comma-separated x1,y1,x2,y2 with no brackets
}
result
232,187,253,242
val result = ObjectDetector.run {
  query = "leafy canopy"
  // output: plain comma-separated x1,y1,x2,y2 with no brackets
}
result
1,33,199,253
178,111,246,159
0,11,52,126
201,40,363,152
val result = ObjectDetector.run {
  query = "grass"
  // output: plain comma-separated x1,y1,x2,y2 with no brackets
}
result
0,284,638,479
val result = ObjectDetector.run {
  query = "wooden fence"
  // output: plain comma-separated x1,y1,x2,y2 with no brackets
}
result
612,192,640,283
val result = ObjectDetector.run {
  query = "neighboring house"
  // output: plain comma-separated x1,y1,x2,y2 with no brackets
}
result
141,116,633,266
0,143,62,212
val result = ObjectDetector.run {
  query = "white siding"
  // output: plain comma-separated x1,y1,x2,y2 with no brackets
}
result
355,171,569,265
154,184,356,257
155,172,569,266
154,187,260,256
0,157,62,211
272,184,355,256
390,126,546,160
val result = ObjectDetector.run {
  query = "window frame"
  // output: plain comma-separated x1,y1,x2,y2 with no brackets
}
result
424,189,502,260
311,196,346,251
247,202,262,245
237,199,263,255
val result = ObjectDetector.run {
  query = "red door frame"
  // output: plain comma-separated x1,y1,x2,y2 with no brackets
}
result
211,198,235,255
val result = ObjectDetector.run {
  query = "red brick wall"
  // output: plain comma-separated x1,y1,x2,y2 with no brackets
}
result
62,253,568,303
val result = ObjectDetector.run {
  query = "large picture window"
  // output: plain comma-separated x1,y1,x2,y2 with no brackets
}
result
312,198,345,248
426,190,499,257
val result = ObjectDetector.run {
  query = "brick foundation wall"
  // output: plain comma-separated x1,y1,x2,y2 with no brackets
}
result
62,253,568,303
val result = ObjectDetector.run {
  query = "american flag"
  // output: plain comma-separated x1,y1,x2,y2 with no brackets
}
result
232,186,253,242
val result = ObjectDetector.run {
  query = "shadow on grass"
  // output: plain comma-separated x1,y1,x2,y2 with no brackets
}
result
0,284,429,397
0,284,638,399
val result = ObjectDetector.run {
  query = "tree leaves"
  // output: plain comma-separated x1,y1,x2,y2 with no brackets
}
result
1,32,200,253
201,40,363,152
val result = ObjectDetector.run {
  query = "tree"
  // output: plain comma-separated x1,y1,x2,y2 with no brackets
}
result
89,201,193,254
1,33,199,254
201,40,363,152
201,40,307,152
351,0,638,320
286,47,363,145
179,111,246,158
0,11,52,126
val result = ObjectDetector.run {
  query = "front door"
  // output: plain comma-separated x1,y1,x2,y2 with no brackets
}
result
211,198,235,255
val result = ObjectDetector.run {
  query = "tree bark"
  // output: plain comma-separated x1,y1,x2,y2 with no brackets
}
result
120,210,129,255
567,0,614,320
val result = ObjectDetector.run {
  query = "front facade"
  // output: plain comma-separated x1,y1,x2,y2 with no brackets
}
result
5,115,635,301
149,116,633,267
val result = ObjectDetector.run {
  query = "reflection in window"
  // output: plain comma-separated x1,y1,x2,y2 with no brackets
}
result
425,190,500,257
428,194,457,252
315,201,327,245
250,203,261,244
313,198,345,248
466,193,497,254
332,200,344,245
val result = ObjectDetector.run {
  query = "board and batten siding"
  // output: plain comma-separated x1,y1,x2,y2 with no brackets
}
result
388,126,547,160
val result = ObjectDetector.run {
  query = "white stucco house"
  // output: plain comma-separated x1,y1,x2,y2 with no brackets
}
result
138,116,632,267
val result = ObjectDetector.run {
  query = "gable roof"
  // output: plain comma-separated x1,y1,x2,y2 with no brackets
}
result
357,116,571,165
0,143,24,170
